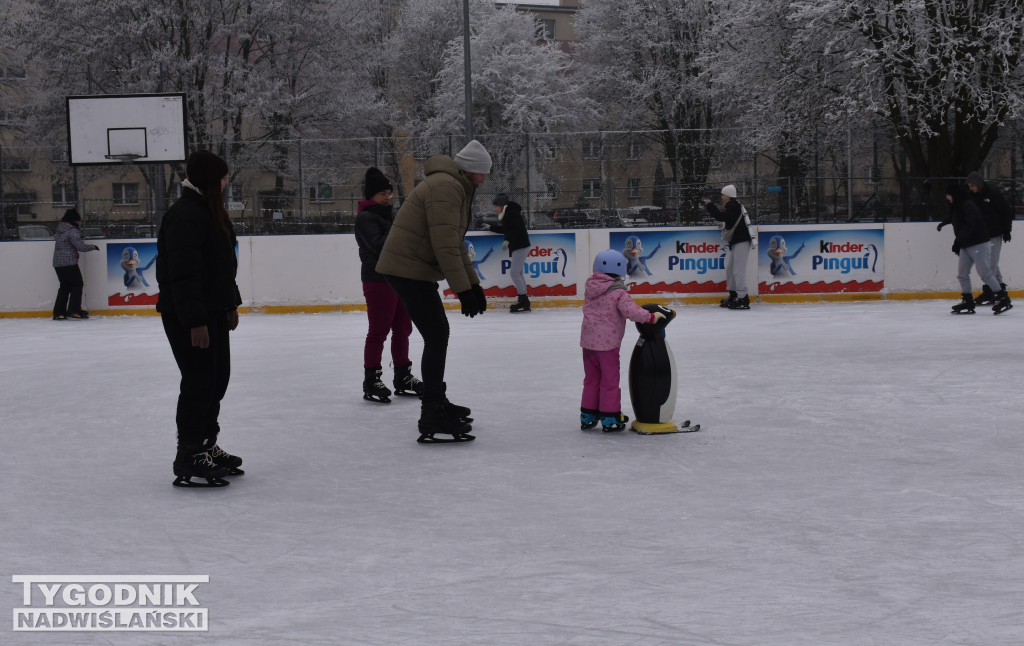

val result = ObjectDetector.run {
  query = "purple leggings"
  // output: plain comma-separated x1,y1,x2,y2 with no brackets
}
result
363,281,413,369
581,348,622,414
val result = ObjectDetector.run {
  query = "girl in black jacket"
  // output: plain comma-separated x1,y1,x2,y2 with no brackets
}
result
354,168,420,402
704,184,752,309
156,150,244,486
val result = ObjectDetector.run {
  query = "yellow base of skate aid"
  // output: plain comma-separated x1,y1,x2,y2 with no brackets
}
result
631,420,679,434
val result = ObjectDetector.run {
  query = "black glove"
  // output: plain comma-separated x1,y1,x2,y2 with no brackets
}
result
951,241,960,255
471,284,487,314
457,289,482,317
1003,232,1012,243
936,221,948,231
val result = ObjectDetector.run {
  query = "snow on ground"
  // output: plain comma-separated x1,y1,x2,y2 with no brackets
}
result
2,300,1023,645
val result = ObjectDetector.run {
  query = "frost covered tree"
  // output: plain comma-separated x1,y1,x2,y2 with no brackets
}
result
573,0,722,214
422,1,597,198
716,0,1024,213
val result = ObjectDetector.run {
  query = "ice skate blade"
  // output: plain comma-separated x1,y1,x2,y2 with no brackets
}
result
363,393,391,404
632,420,701,434
393,390,420,397
993,304,1013,315
951,310,975,314
417,433,476,444
173,475,230,488
224,467,245,476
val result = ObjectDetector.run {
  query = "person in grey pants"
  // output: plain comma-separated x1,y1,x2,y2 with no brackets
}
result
940,183,1011,314
487,193,532,312
705,184,752,309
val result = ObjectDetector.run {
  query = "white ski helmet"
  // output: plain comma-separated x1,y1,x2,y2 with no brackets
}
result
594,249,627,275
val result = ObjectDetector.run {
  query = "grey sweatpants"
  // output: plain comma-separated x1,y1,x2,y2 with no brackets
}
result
726,241,751,298
509,247,528,295
957,240,1001,294
988,235,1004,285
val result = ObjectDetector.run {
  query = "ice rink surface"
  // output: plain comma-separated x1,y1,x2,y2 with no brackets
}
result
2,300,1023,645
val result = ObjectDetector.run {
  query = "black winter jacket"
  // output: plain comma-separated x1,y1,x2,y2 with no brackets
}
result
945,189,989,250
155,188,242,328
487,201,531,254
706,199,751,244
355,201,395,282
970,182,1013,239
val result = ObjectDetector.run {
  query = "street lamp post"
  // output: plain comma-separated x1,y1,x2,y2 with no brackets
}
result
463,0,473,143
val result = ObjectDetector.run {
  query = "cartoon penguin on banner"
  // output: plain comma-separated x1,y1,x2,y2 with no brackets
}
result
628,303,700,434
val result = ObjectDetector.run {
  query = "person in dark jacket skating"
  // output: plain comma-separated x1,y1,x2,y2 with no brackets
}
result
966,171,1013,305
355,167,421,403
938,182,1010,314
156,150,244,486
704,184,752,309
51,208,99,320
487,193,532,312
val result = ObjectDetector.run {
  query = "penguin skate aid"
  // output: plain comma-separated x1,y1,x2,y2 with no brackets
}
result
628,304,700,434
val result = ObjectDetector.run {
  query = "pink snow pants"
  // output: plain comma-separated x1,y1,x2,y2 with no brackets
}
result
581,348,622,414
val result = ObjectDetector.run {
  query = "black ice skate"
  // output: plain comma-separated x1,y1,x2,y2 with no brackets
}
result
974,284,996,306
393,363,423,397
992,290,1012,315
173,446,230,488
510,294,531,313
417,398,475,444
720,291,737,308
208,443,244,476
951,293,976,314
363,366,392,403
728,295,751,309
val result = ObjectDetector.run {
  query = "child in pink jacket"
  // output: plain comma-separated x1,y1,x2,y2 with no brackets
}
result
580,249,665,431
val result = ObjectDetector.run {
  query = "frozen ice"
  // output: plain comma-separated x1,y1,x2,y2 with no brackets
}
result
2,300,1023,645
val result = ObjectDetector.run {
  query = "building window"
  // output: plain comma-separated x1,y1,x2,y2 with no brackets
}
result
627,178,641,199
2,156,29,172
1,64,26,79
626,137,643,160
583,179,601,199
582,138,602,160
538,144,557,161
309,182,333,203
545,180,558,199
52,184,77,205
536,19,555,41
51,147,68,163
112,183,139,205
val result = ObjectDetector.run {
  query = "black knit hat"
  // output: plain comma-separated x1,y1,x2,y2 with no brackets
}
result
186,150,229,191
492,193,509,207
61,208,82,224
363,167,393,199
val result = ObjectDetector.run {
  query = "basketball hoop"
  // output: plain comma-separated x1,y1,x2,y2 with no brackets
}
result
104,153,142,164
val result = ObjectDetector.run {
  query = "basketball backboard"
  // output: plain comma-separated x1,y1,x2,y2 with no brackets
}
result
66,93,188,166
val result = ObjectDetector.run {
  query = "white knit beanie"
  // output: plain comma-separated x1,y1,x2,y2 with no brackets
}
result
454,140,492,174
721,184,737,198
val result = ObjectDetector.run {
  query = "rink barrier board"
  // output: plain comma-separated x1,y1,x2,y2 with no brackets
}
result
1,223,1017,316
1,290,997,319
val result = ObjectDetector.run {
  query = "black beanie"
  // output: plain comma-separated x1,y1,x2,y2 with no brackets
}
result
61,208,82,224
186,150,229,191
492,193,509,207
363,167,393,199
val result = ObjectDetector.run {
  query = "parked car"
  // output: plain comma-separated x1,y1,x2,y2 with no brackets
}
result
82,227,106,239
17,225,52,240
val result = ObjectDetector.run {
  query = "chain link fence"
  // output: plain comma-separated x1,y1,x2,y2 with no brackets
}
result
2,129,1021,239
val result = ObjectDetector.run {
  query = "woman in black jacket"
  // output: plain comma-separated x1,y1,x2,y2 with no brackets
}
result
488,193,532,312
704,184,752,309
354,167,420,402
156,150,244,486
940,183,1011,314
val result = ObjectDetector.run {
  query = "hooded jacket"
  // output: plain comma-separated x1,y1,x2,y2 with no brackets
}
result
155,186,242,328
969,180,1013,239
52,221,97,267
945,185,989,250
375,155,479,294
580,272,656,351
355,199,395,283
488,201,531,254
